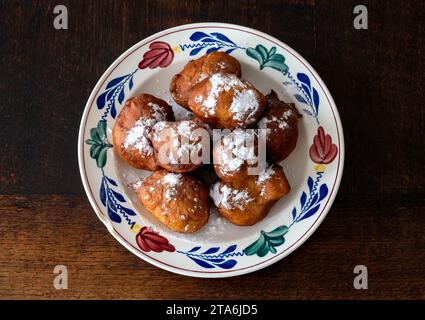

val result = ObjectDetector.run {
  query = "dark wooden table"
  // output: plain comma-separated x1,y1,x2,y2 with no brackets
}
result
0,0,424,299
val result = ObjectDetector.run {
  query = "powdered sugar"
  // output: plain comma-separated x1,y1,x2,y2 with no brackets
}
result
257,165,275,196
163,173,182,201
163,172,182,186
216,129,258,174
201,74,243,115
230,89,259,124
210,182,253,211
124,102,168,154
154,121,208,165
258,108,294,131
197,73,260,120
124,119,155,155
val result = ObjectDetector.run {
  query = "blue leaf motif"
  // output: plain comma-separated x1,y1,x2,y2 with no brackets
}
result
313,87,320,112
188,246,201,253
298,204,320,222
214,259,237,269
310,193,319,207
300,191,307,208
96,90,109,109
225,48,236,54
188,256,214,268
107,205,121,223
121,206,136,216
307,176,314,192
129,77,134,90
206,47,220,54
211,32,236,45
189,31,210,41
294,94,308,104
118,88,125,104
189,46,205,56
202,247,220,255
319,184,328,201
106,177,118,186
106,76,126,89
108,195,117,211
297,73,311,89
106,89,115,101
301,84,311,97
112,190,126,202
201,38,218,43
292,207,297,220
221,245,237,255
110,101,117,119
100,180,106,206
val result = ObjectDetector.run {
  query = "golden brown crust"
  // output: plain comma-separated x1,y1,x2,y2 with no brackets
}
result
137,170,209,233
112,94,174,170
170,52,242,108
187,74,266,129
258,90,302,162
210,164,290,226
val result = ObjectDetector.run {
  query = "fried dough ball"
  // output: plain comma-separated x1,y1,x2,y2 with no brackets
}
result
170,52,242,108
150,120,211,172
187,73,266,129
213,128,266,183
113,94,174,170
257,90,302,162
210,164,290,226
137,170,209,233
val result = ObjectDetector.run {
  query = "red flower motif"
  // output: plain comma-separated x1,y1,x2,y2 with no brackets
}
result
136,227,175,253
138,41,174,69
309,126,338,164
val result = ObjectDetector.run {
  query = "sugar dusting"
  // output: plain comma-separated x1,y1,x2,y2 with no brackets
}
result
210,182,253,211
258,109,294,131
257,165,276,196
153,120,207,165
163,172,182,186
196,74,259,122
216,129,258,174
124,102,167,154
162,173,182,203
114,71,299,245
230,88,259,124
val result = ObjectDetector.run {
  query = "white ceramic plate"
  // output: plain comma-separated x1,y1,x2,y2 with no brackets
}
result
78,23,344,278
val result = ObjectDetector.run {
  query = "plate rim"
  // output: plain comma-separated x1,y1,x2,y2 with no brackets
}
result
78,22,345,278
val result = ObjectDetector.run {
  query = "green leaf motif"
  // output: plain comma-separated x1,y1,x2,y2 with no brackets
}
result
246,47,263,65
244,233,266,256
256,44,268,61
90,144,102,159
245,45,289,73
85,120,113,168
97,146,108,168
265,225,288,238
97,120,108,142
90,128,101,143
85,139,97,145
244,225,288,257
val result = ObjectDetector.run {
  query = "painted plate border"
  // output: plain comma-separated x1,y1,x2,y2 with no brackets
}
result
78,22,345,278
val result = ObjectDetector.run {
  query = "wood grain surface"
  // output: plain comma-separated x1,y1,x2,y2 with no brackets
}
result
0,0,424,299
